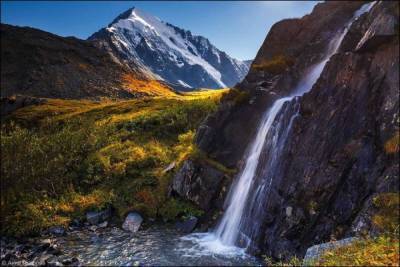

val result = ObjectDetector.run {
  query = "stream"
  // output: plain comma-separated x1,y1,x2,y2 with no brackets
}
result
50,226,262,266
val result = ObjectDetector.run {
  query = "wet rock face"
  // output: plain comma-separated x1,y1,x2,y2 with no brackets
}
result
172,0,399,260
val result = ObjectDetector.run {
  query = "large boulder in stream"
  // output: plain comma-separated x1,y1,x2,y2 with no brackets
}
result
171,0,399,261
122,212,143,233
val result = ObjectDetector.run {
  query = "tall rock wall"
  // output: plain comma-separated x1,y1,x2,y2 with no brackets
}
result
171,1,399,260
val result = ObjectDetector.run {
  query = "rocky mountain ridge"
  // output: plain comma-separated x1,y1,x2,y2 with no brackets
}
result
89,7,250,90
171,0,399,260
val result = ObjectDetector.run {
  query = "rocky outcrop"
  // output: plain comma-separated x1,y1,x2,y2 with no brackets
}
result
1,24,172,100
171,160,230,211
172,0,399,260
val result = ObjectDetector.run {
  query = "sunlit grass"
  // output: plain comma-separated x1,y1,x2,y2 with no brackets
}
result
1,89,226,236
314,192,400,266
122,73,178,97
316,236,399,266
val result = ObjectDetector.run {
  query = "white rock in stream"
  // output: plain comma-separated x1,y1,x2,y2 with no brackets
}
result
122,212,143,233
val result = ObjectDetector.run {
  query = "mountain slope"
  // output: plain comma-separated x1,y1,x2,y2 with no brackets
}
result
0,24,175,100
89,7,249,90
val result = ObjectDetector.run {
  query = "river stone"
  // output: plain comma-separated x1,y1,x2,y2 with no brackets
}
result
175,216,198,233
45,257,63,266
302,237,357,264
61,257,79,265
69,218,82,228
122,212,143,233
86,208,112,225
47,226,66,236
98,221,108,228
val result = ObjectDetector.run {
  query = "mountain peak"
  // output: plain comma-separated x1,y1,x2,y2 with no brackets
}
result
108,7,135,26
91,7,250,90
107,7,163,32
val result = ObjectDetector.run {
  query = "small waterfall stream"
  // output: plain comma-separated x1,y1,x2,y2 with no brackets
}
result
185,2,375,256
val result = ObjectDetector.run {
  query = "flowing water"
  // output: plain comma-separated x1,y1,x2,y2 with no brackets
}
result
185,1,375,255
52,226,261,266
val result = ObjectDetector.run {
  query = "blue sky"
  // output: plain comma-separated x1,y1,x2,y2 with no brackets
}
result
1,1,318,60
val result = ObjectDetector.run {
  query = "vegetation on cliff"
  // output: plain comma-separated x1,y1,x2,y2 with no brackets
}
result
252,54,294,74
316,193,399,266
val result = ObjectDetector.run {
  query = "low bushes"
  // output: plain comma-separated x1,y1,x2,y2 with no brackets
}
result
317,236,399,266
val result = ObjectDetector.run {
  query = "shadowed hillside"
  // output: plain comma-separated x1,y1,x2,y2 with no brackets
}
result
1,24,174,100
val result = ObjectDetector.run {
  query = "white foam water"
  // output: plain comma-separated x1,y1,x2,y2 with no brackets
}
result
182,1,375,256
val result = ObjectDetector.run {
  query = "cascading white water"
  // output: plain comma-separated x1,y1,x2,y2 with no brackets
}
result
182,2,375,256
215,96,293,245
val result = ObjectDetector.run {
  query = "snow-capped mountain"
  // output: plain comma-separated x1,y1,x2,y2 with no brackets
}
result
89,7,250,90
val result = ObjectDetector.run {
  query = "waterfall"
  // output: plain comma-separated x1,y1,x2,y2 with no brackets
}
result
181,2,375,256
212,1,375,249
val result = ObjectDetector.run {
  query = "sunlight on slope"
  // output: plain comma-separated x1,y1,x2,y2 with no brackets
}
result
1,89,227,236
122,74,178,97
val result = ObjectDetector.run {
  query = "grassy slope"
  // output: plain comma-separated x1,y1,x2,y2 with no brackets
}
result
1,89,228,236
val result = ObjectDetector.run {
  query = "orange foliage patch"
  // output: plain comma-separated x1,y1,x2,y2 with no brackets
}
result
136,189,158,209
122,74,176,97
384,131,399,154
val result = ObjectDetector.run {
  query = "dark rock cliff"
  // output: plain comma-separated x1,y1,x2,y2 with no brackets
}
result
171,1,399,259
